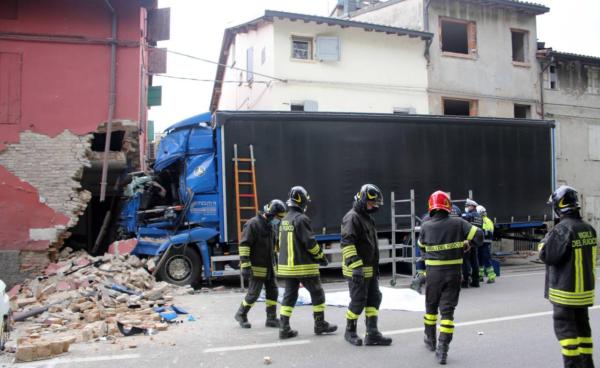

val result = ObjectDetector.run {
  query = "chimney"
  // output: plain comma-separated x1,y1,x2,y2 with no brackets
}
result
336,0,359,16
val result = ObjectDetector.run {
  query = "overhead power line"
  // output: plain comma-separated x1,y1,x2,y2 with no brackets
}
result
154,74,270,84
153,47,287,83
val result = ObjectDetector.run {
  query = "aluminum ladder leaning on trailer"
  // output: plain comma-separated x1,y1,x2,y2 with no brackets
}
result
390,189,422,287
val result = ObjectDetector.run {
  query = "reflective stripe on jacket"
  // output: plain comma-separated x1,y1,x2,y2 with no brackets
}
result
482,216,494,244
277,207,325,278
238,213,276,278
341,204,379,278
539,214,597,307
419,212,483,268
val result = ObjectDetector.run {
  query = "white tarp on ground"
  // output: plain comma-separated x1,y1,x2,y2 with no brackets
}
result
260,287,424,312
323,287,425,312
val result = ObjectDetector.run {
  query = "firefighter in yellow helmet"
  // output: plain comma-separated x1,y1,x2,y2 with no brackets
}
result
341,184,392,347
539,185,596,368
234,199,287,329
277,186,337,339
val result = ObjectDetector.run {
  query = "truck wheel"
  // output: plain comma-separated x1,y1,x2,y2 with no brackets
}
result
157,245,202,286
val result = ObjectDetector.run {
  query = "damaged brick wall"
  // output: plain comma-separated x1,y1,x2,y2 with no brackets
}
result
0,130,93,285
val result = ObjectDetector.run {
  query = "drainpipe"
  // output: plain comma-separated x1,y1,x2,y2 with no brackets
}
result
423,0,432,63
100,0,117,202
539,54,554,120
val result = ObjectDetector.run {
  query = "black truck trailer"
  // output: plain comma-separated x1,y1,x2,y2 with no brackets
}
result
216,111,554,245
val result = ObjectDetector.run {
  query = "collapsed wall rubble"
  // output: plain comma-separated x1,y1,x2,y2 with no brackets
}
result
5,248,192,362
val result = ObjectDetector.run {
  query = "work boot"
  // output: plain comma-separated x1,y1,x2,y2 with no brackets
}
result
265,305,280,328
436,341,449,365
470,277,480,288
364,316,392,346
313,312,337,335
279,315,298,339
424,325,436,352
461,279,469,288
436,332,452,365
410,273,426,294
234,303,251,328
344,318,362,346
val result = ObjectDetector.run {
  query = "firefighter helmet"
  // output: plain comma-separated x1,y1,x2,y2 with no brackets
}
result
428,191,452,214
476,205,487,216
264,199,287,218
287,186,310,211
548,185,580,216
354,184,384,213
465,199,479,208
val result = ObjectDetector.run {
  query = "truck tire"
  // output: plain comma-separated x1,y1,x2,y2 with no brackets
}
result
157,245,202,287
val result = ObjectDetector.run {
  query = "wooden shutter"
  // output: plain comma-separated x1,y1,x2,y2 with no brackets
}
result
0,52,22,124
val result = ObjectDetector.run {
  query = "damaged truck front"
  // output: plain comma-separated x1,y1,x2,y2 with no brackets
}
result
117,112,224,287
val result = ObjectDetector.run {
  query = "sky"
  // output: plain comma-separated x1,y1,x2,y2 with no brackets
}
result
148,0,600,133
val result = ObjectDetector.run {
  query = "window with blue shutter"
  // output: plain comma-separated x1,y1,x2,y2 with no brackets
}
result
246,47,254,82
316,36,340,61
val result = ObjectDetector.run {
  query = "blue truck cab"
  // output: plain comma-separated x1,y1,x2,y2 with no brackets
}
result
118,113,225,286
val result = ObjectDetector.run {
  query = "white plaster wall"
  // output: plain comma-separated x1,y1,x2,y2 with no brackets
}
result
351,0,425,31
218,23,277,111
427,1,541,117
545,86,600,229
269,19,429,113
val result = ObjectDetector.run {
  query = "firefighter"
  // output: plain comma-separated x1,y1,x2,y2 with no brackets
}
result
341,184,392,347
539,186,596,368
411,205,462,294
419,191,483,365
476,205,496,283
461,199,483,288
277,186,337,339
234,199,287,329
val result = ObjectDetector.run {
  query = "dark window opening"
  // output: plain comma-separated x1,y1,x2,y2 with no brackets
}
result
511,30,527,62
443,99,473,116
0,0,18,20
91,130,125,152
548,64,558,89
290,103,304,111
514,104,531,118
441,20,469,54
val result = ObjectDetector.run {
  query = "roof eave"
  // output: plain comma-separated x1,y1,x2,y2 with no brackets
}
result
264,10,433,40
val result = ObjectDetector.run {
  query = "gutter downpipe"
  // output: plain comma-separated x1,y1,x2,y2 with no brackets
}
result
539,55,553,120
100,0,118,202
423,0,432,63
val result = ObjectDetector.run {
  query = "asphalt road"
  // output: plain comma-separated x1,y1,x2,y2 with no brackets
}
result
2,267,599,368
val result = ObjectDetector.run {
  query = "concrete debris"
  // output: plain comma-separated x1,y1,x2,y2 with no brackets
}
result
7,248,189,362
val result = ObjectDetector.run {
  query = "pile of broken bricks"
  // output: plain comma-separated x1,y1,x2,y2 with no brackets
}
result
4,248,194,362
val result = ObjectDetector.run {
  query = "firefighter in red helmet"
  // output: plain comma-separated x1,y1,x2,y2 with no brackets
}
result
418,190,483,365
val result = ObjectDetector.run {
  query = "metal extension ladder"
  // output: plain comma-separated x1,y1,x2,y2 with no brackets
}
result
390,189,422,286
451,190,474,208
233,144,259,243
